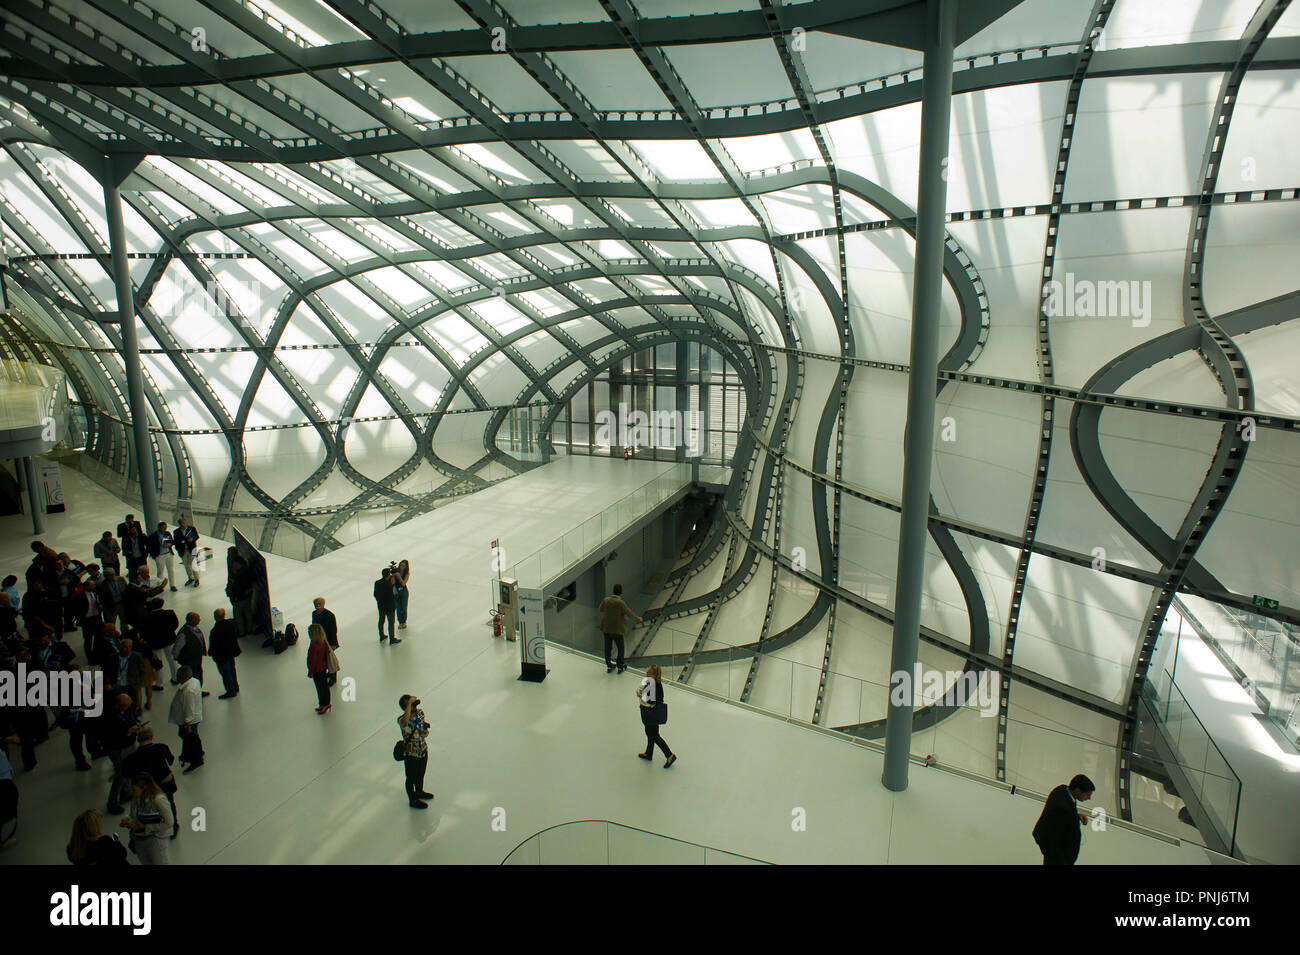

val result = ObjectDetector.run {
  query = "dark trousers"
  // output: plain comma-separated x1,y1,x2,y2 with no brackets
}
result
69,720,90,766
232,597,254,637
395,588,409,625
643,722,672,758
312,672,330,708
215,659,239,695
404,755,427,803
603,632,625,669
377,607,395,640
178,724,203,765
106,746,129,808
165,790,179,833
81,616,102,662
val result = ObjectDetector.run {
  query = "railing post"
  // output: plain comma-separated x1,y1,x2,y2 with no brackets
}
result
23,455,43,535
101,155,159,531
882,0,956,793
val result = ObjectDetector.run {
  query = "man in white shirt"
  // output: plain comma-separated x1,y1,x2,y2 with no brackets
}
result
168,665,204,773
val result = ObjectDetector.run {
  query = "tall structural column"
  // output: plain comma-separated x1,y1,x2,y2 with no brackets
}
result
882,0,956,792
23,456,43,535
102,157,159,531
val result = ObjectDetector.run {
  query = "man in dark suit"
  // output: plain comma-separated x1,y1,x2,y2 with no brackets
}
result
208,608,241,699
96,568,125,627
116,513,143,541
123,568,165,631
175,612,210,697
141,598,180,684
120,524,148,576
1032,773,1095,865
122,727,179,838
312,597,339,649
374,568,399,644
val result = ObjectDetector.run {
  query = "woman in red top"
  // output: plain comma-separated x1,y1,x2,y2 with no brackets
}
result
306,624,332,714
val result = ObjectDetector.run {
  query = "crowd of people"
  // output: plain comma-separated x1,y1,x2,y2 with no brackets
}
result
0,513,353,864
0,520,701,861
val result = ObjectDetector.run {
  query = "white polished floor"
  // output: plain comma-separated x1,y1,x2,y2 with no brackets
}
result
0,459,1223,864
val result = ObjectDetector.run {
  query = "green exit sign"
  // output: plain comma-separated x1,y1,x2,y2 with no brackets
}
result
1252,595,1280,610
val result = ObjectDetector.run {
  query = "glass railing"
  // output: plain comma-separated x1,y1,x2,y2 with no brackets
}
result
1173,595,1300,747
489,461,691,594
1138,668,1242,856
501,820,770,864
0,360,68,435
539,592,1240,855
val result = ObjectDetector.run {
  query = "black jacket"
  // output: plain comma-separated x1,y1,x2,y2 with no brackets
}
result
208,619,241,661
312,608,339,647
1032,784,1083,863
123,741,177,794
373,578,396,611
141,608,179,652
123,581,164,628
69,835,130,866
176,626,206,670
98,710,138,752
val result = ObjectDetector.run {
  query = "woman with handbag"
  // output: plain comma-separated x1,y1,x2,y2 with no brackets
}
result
307,624,334,714
636,664,676,768
120,774,173,865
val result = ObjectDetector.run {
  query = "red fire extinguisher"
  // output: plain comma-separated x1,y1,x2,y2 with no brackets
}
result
623,446,631,461
492,611,503,637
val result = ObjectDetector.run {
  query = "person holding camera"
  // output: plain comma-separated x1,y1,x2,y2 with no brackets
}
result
374,567,399,644
394,559,412,631
398,694,433,809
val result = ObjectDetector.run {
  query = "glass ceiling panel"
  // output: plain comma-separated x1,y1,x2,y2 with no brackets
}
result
1064,73,1221,201
1101,0,1262,49
1,0,1295,740
546,49,676,110
663,41,793,109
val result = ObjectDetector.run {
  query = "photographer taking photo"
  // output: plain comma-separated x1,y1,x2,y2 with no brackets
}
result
397,694,433,809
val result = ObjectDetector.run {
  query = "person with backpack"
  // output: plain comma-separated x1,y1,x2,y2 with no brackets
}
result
636,664,676,768
397,694,433,808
